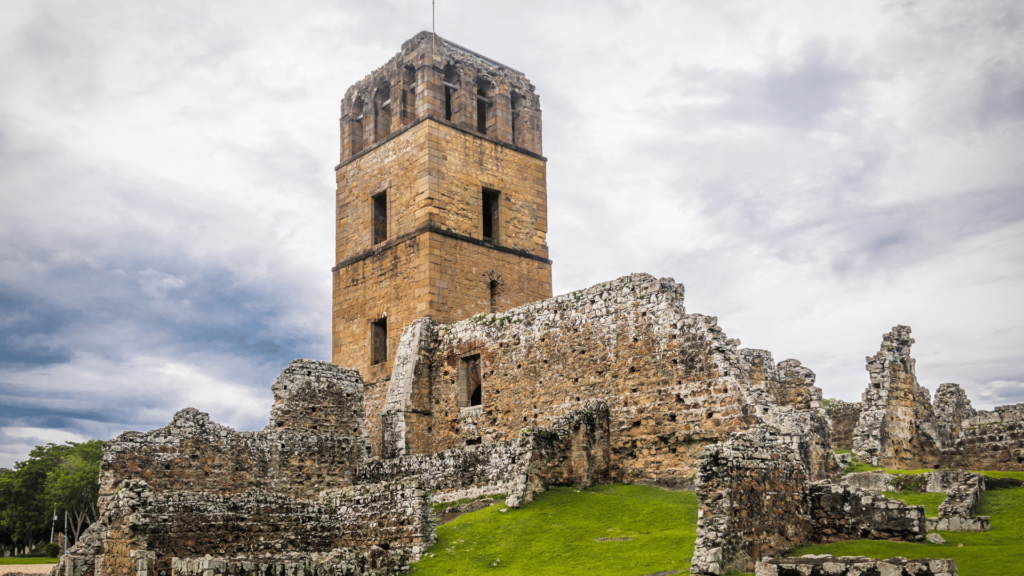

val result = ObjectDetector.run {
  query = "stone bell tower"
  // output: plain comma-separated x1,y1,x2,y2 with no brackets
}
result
332,32,552,383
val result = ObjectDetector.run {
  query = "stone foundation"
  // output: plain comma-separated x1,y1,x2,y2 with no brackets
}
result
755,556,957,576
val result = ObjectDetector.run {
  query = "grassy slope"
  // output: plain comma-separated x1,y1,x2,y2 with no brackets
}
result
0,558,58,564
792,487,1024,576
409,484,698,575
882,491,946,517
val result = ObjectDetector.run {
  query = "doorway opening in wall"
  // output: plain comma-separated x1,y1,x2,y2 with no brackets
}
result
482,189,499,242
371,318,388,365
458,353,482,407
372,191,387,244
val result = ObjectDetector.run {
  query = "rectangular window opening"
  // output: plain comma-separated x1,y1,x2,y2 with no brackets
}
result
371,318,388,365
482,189,499,242
372,192,387,244
445,86,453,121
458,353,483,407
476,94,489,134
489,279,499,312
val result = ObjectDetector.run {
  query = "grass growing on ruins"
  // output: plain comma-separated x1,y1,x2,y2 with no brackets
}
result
0,558,59,564
844,455,883,474
975,471,1024,481
882,491,946,517
430,493,507,513
409,484,698,575
791,486,1024,576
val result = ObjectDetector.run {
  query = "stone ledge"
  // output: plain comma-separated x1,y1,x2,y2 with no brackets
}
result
754,555,957,576
926,515,991,532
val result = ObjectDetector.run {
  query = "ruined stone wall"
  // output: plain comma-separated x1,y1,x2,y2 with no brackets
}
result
933,383,976,443
776,359,823,410
691,426,925,575
806,482,925,542
382,274,765,480
853,326,942,468
99,478,432,576
755,556,957,576
939,405,1024,471
826,400,863,451
101,362,368,501
92,361,432,576
377,273,838,481
691,427,811,575
847,326,1022,471
361,402,611,507
171,549,405,576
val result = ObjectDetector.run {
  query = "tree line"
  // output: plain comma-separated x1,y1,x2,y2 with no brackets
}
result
0,440,102,555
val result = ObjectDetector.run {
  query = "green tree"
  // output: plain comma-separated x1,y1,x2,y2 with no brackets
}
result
44,441,103,543
0,443,75,548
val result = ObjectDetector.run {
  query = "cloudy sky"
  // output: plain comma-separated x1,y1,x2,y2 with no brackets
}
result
1,0,1022,467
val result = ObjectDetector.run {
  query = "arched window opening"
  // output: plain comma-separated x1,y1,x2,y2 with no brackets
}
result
351,97,365,154
375,84,391,141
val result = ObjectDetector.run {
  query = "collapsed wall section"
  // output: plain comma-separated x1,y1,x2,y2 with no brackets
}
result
101,361,368,501
691,426,925,575
939,403,1024,471
99,478,433,576
825,400,863,451
362,402,611,508
846,325,1023,472
853,326,942,468
88,360,429,576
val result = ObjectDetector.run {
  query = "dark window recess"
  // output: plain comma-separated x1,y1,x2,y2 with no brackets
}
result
371,318,387,365
458,353,483,407
372,192,387,244
489,279,499,312
482,189,499,242
476,89,488,134
443,66,458,122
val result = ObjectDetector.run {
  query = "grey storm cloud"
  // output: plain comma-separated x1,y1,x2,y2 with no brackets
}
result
1,0,1022,467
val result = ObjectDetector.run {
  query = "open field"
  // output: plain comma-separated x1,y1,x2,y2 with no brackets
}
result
409,484,698,575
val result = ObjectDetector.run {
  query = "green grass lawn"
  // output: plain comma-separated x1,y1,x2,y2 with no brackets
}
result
0,558,59,564
974,471,1024,481
409,484,698,575
792,486,1024,576
882,491,946,517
